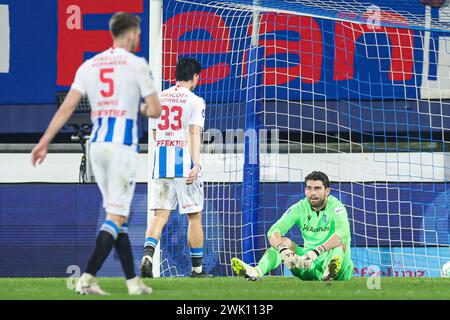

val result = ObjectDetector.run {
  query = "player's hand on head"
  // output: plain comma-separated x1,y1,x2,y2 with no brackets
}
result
186,164,200,185
31,142,48,167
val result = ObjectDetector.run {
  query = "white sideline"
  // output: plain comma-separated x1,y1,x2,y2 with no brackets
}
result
0,152,448,183
0,5,10,73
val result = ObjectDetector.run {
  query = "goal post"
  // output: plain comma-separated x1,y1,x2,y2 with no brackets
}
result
148,0,163,278
242,0,262,266
149,0,449,278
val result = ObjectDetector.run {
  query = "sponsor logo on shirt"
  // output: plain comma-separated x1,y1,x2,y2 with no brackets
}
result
91,108,126,118
156,140,188,147
335,207,345,215
302,224,330,233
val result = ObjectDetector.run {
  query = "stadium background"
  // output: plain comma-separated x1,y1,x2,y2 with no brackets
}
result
0,0,448,278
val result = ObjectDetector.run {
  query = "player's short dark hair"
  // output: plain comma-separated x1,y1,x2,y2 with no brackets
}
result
109,12,141,38
175,57,202,81
305,171,330,189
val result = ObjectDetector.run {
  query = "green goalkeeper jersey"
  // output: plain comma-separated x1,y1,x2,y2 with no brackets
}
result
267,195,351,250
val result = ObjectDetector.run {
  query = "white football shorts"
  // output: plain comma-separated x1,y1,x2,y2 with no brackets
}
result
149,176,204,214
89,142,137,217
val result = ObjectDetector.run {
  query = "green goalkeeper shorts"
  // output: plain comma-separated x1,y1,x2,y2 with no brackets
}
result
290,244,354,281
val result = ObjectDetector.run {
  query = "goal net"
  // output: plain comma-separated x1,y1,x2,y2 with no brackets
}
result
154,0,450,278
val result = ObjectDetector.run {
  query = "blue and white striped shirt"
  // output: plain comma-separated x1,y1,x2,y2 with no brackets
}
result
71,47,156,149
150,85,206,179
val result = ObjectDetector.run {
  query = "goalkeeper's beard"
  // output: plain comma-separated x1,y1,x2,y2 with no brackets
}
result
308,197,326,210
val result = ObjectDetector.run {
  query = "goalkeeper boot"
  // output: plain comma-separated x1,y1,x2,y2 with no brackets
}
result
75,273,109,296
231,257,261,281
322,256,342,281
126,277,153,295
191,270,214,278
140,255,153,278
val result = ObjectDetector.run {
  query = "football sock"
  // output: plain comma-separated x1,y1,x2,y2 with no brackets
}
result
143,237,158,257
190,247,203,273
115,223,136,280
85,220,119,276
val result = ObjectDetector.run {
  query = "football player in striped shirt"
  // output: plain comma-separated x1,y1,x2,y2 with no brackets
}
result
140,57,213,278
31,12,161,295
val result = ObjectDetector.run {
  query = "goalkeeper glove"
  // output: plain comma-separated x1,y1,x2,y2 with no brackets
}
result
296,255,314,269
304,245,326,261
298,245,326,269
276,243,298,269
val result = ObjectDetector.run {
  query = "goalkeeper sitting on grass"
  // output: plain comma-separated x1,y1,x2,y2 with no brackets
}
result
232,171,354,281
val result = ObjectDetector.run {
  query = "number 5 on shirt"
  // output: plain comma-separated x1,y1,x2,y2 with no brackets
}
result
100,68,114,97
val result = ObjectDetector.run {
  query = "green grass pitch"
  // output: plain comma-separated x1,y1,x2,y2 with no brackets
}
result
0,277,448,300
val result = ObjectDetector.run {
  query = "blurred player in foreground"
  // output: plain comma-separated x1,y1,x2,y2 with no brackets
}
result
31,12,161,295
232,171,354,281
140,57,213,278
